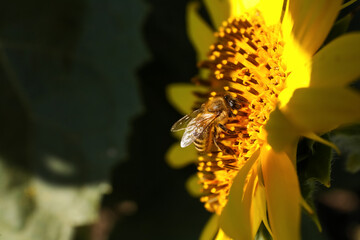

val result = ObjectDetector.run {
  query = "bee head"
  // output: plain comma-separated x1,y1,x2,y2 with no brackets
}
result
224,94,242,110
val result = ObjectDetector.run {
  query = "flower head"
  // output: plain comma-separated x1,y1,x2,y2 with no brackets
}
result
167,0,360,239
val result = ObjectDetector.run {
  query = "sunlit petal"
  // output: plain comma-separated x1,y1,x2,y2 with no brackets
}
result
309,33,360,88
204,0,262,28
239,0,260,12
257,0,285,26
262,145,301,240
230,0,261,17
279,30,360,92
281,87,360,133
219,149,260,239
281,64,311,98
282,0,342,71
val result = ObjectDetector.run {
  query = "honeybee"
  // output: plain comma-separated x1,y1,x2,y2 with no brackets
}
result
171,94,241,152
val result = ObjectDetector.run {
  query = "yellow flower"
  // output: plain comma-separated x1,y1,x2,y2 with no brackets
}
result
167,0,360,239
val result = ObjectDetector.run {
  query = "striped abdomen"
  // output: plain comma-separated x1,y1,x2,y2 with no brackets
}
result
194,126,215,152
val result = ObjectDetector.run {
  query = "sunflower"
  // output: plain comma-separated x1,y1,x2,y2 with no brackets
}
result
166,0,360,239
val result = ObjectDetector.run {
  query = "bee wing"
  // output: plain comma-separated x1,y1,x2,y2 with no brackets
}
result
171,109,202,132
180,113,217,148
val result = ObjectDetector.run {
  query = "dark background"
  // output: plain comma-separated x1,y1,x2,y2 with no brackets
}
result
0,0,359,240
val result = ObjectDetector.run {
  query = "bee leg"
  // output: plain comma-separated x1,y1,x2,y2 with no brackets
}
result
218,123,227,131
213,126,237,155
216,142,236,155
218,123,236,135
211,126,221,151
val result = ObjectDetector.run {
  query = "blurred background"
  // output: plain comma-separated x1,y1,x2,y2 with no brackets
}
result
0,0,359,239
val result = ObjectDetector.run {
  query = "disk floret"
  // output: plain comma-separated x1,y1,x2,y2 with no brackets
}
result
196,10,288,214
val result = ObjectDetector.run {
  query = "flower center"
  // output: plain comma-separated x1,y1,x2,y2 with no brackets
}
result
195,10,288,214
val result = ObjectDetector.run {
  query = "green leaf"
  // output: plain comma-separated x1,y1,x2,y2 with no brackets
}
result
331,130,360,174
345,153,360,173
297,134,333,188
296,135,333,232
296,138,315,163
301,212,327,240
0,158,110,240
304,134,333,187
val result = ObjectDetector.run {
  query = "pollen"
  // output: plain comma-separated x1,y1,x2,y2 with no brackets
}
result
195,10,288,214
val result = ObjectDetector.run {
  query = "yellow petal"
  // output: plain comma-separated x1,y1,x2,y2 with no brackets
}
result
203,0,231,29
282,87,360,133
166,83,207,115
185,174,202,197
202,0,260,30
282,0,342,71
250,177,271,238
165,143,197,168
229,0,260,18
259,189,273,238
215,229,232,240
239,0,260,13
187,1,215,61
250,182,262,238
200,214,219,240
310,33,360,88
261,145,301,240
342,0,359,9
219,149,260,239
282,63,311,96
283,24,360,91
228,0,243,17
265,107,299,153
244,168,257,238
257,0,285,26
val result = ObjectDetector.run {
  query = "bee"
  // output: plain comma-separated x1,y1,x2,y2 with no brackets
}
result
171,94,241,152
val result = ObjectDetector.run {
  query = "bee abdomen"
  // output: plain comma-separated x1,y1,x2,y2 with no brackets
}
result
194,138,207,152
